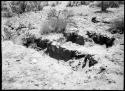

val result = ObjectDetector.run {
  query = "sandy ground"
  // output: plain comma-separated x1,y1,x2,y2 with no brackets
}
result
2,3,124,90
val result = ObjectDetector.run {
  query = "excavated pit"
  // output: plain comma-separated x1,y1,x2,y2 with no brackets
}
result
22,36,98,68
63,32,85,45
45,43,86,61
86,31,115,48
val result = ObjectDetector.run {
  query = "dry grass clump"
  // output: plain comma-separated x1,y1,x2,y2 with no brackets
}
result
40,9,75,34
107,17,124,34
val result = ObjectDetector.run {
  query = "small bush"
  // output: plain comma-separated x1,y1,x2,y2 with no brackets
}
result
2,11,13,17
81,1,92,5
10,1,27,16
67,1,92,7
1,1,13,17
47,9,57,18
107,17,124,34
96,1,121,12
1,1,48,17
118,1,124,4
48,1,58,7
2,25,22,43
25,1,47,12
109,1,119,8
2,27,13,41
40,9,75,34
21,32,37,47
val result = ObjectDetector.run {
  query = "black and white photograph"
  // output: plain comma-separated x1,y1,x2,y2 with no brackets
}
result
1,1,124,90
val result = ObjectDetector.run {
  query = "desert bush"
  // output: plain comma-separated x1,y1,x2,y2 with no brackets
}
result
2,27,12,41
34,1,46,11
109,1,120,8
48,1,58,7
118,1,124,4
1,1,48,17
47,9,57,18
1,1,13,17
81,1,92,5
66,1,92,7
2,25,22,42
96,1,121,12
25,1,48,12
10,1,27,16
21,32,37,47
1,1,27,17
40,9,75,34
47,9,74,19
24,1,36,12
11,1,46,13
2,11,13,17
107,17,124,34
67,1,77,7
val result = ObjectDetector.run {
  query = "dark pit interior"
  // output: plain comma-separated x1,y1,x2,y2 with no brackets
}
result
86,31,115,48
63,32,85,45
45,44,86,61
19,31,116,69
22,35,98,68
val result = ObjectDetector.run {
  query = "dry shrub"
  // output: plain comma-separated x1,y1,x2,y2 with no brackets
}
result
107,17,124,34
118,1,124,4
108,1,120,8
1,1,13,17
2,25,22,44
66,1,92,7
48,1,58,7
25,1,48,12
2,26,13,41
81,1,92,5
21,32,37,47
95,1,122,12
40,9,75,34
11,1,27,15
1,1,48,17
47,9,57,18
2,1,27,17
2,26,37,46
99,1,120,7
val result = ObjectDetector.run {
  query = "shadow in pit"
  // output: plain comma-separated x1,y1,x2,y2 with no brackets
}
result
22,36,98,68
63,32,85,45
86,31,115,48
82,54,98,68
45,43,86,62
